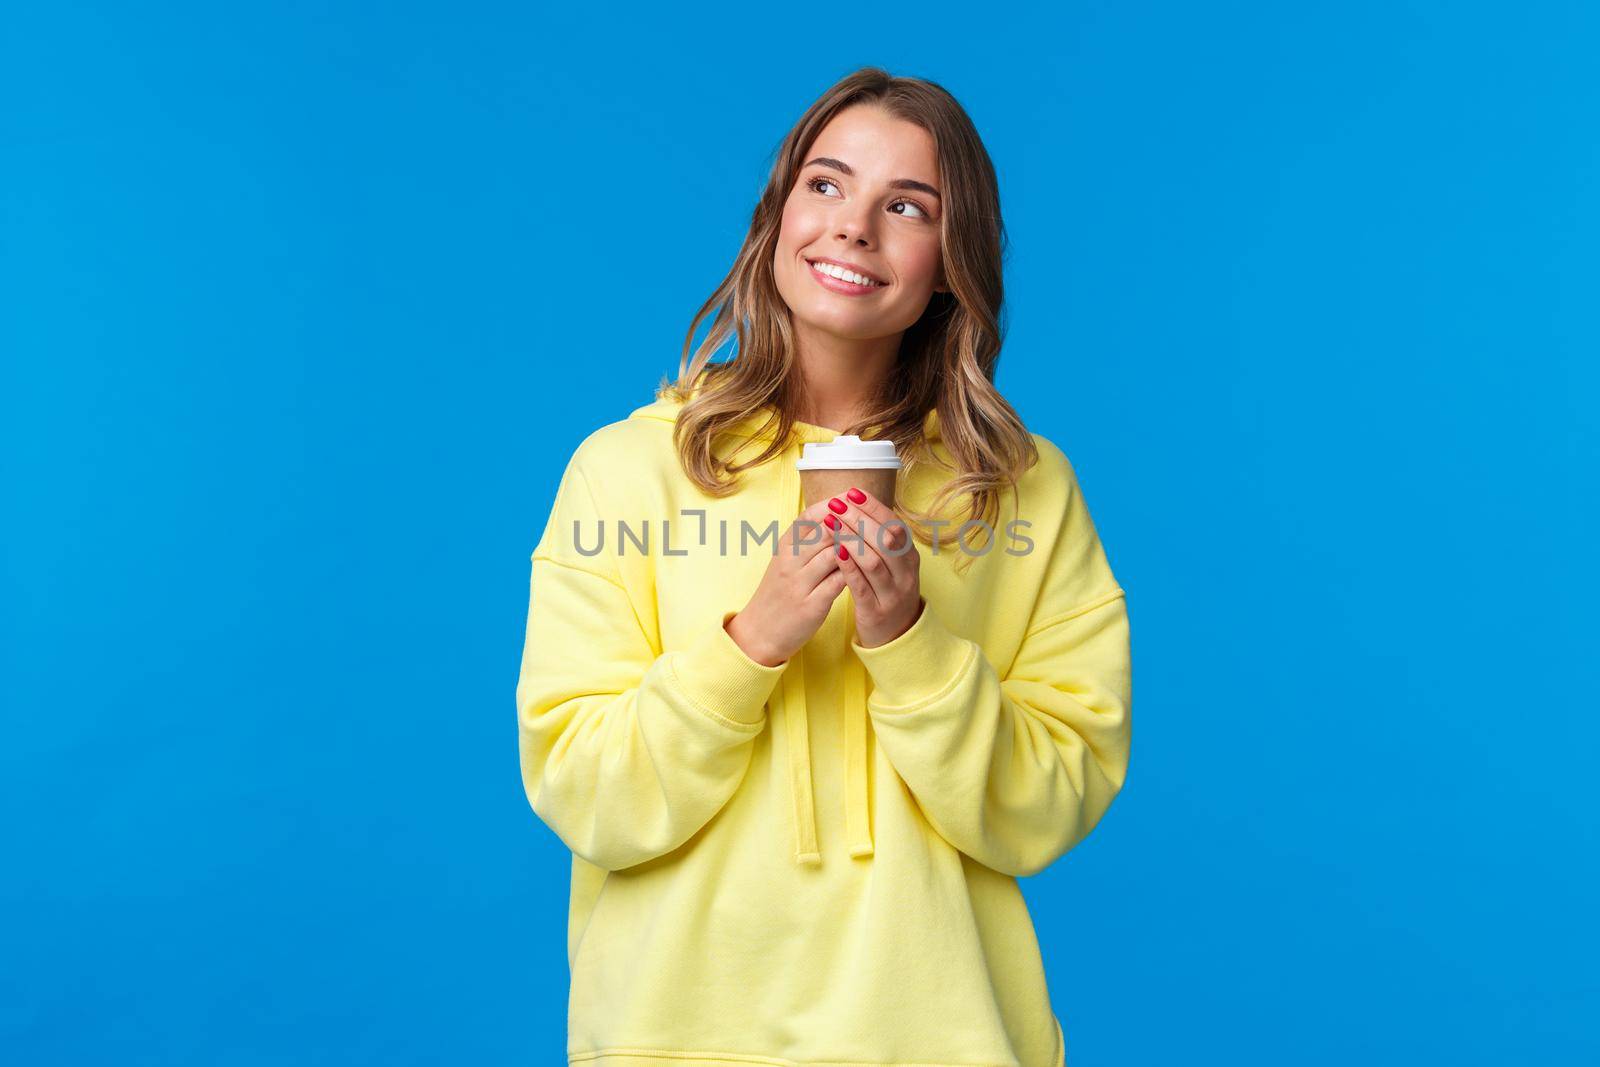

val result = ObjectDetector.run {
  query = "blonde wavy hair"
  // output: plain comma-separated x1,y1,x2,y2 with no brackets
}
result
655,66,1038,573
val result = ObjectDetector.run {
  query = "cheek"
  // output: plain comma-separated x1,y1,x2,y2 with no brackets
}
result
778,198,814,250
893,240,944,291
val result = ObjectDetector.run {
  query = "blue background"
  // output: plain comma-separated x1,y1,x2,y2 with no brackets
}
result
4,2,1595,1064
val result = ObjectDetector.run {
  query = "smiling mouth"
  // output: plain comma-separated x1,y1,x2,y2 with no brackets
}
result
805,258,888,291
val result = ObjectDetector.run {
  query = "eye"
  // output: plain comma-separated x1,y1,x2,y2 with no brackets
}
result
805,177,933,221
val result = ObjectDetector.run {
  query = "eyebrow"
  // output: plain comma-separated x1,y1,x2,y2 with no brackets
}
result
803,156,941,201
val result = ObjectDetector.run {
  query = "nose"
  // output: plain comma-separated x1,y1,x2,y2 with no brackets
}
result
834,201,878,248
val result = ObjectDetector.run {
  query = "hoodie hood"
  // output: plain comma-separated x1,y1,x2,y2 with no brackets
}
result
624,387,939,865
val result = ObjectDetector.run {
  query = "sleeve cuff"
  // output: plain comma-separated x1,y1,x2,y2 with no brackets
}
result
667,610,788,726
850,596,978,712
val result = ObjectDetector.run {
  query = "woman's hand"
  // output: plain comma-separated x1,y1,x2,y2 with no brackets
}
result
829,487,924,648
725,497,850,667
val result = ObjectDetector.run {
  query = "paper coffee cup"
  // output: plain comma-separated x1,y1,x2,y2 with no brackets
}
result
795,434,902,509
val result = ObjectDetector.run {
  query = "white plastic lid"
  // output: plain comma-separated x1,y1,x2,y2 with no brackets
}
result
794,434,903,471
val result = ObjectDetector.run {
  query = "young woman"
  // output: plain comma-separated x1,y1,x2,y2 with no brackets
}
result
516,67,1132,1067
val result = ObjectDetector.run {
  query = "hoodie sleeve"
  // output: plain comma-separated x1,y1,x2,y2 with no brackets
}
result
850,450,1132,878
515,450,787,872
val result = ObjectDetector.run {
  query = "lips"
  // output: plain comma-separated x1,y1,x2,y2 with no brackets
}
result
806,255,896,289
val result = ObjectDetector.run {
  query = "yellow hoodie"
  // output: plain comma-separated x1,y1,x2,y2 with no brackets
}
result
515,387,1132,1067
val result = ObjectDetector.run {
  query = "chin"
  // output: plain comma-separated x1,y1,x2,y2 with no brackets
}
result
802,312,886,342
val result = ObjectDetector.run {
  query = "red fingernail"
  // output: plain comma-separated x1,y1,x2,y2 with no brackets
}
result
846,487,865,503
828,497,847,513
838,545,849,559
823,513,838,529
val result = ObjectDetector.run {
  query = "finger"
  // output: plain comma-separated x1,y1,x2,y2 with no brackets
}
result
788,517,831,560
836,543,882,612
795,493,864,561
786,499,842,560
836,516,897,603
806,566,848,607
842,486,903,532
824,498,886,585
835,490,912,561
834,499,915,594
799,530,844,590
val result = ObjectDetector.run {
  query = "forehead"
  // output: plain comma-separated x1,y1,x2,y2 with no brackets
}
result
808,105,939,181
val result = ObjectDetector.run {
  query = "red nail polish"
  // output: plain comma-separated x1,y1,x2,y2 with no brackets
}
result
823,513,838,529
838,545,849,559
828,497,847,513
846,487,865,503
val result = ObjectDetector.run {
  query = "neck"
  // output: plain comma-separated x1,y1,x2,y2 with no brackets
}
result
791,323,901,430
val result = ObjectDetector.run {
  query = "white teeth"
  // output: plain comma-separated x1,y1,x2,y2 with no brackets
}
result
810,260,882,287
